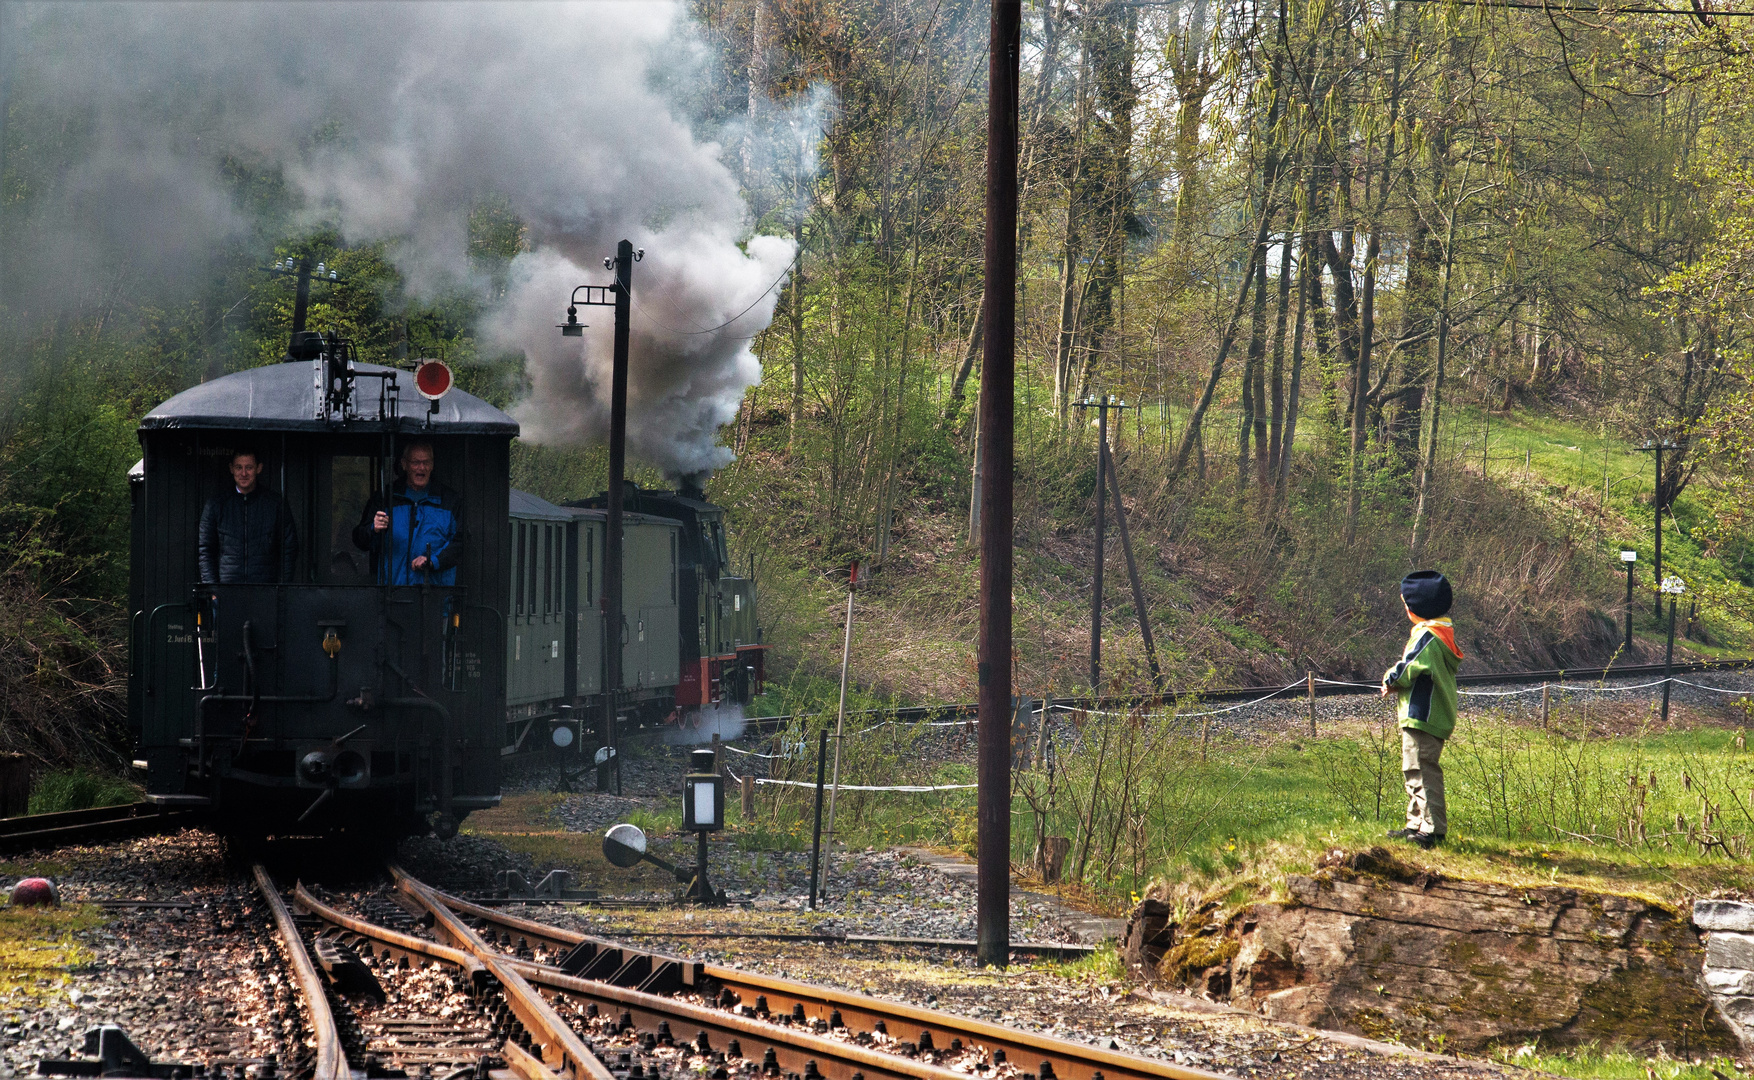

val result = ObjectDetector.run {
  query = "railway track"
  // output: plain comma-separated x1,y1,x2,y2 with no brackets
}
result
0,802,199,853
280,866,1228,1080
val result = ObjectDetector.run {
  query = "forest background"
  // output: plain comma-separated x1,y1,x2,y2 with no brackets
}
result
4,0,1754,769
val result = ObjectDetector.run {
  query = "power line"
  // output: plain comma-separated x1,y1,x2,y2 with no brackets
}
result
617,250,800,338
1120,0,1753,12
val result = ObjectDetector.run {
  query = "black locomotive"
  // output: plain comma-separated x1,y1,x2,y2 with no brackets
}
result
128,330,763,836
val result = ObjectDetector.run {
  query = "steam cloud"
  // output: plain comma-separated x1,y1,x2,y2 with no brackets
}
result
663,702,748,746
3,1,814,476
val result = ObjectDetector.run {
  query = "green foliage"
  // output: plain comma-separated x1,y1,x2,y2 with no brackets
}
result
27,769,139,814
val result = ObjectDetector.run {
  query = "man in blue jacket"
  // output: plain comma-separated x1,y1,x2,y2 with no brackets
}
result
352,441,463,585
198,448,299,583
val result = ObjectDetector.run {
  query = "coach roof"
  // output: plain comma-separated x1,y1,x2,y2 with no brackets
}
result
140,362,519,436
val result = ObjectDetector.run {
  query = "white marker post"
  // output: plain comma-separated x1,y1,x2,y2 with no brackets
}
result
823,562,858,902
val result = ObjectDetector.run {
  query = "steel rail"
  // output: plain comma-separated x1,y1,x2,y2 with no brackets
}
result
430,889,1094,960
389,868,614,1080
0,803,197,851
252,865,352,1080
406,877,1229,1080
291,883,486,985
293,884,570,1080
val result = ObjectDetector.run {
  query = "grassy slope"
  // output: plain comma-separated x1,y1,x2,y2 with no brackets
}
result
729,407,1753,719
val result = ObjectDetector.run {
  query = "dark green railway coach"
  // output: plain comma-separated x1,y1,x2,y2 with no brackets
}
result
129,340,514,836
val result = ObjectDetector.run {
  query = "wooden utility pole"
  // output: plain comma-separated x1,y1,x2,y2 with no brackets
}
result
1073,395,1137,693
977,0,1020,972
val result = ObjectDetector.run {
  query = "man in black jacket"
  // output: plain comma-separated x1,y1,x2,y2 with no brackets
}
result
198,448,300,583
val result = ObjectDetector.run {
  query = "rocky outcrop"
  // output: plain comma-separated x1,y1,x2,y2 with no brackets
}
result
1128,848,1736,1054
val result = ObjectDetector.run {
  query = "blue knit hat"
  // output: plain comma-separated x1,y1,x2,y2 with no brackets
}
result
1401,570,1453,618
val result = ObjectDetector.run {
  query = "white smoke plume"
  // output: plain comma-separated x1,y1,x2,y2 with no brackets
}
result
663,702,748,745
2,1,816,476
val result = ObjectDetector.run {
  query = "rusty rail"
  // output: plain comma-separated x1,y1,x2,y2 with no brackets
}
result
0,803,197,853
390,869,613,1080
402,872,1228,1080
252,865,350,1080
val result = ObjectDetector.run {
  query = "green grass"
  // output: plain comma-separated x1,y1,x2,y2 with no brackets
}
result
1448,405,1754,647
0,902,107,1005
1035,942,1125,983
996,701,1754,913
27,770,139,815
1489,1044,1752,1079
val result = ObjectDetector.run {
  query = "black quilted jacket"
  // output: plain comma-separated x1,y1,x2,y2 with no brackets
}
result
197,487,300,583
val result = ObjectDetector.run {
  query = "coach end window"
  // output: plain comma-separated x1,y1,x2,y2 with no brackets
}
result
326,454,380,584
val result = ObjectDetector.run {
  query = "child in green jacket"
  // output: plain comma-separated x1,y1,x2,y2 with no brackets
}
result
1381,570,1464,849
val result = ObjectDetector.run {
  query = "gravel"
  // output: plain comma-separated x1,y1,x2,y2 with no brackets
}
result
0,832,293,1080
6,825,1515,1080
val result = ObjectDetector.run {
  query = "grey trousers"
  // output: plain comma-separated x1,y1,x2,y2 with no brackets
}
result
1402,727,1447,836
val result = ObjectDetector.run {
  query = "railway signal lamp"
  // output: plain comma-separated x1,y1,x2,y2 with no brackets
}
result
682,749,727,905
684,749,724,832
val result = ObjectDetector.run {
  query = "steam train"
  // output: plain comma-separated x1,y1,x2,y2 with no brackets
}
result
127,330,763,836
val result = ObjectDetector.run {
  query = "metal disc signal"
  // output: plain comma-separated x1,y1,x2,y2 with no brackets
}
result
414,359,453,400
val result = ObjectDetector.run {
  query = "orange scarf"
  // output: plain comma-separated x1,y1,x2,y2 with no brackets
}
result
1409,613,1463,660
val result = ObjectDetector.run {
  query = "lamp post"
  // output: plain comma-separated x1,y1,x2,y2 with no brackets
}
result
1660,576,1684,723
1619,550,1637,652
559,242,643,794
1636,440,1679,617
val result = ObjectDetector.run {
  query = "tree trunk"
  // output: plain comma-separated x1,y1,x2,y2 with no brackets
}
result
946,291,984,421
1053,199,1080,422
788,217,806,453
1346,225,1378,543
1167,169,1284,486
1268,216,1293,480
1274,214,1314,512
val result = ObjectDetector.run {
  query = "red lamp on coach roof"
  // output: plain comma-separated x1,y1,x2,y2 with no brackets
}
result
414,358,453,400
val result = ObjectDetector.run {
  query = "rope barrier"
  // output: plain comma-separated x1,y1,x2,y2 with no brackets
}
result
1038,683,1304,718
723,745,784,759
723,675,1753,766
1671,678,1754,695
753,778,978,793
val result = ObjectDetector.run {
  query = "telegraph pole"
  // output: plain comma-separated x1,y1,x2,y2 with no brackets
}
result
976,0,1020,971
1072,395,1131,693
264,255,339,340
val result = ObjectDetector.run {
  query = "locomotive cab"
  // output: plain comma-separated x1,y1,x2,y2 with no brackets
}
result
129,338,515,836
